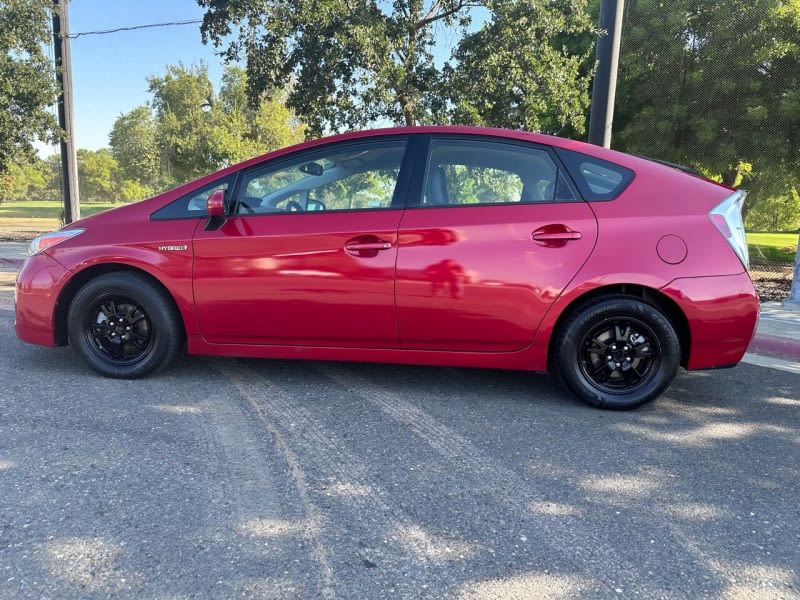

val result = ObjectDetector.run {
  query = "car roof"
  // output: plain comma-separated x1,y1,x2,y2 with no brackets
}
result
183,125,731,194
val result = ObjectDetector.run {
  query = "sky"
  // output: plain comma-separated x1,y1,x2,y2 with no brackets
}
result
46,0,223,153
48,0,482,155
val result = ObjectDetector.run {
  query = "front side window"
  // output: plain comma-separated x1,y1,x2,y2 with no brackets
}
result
420,139,575,207
235,139,408,215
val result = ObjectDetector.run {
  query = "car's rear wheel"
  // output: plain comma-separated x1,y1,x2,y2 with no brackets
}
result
67,272,183,378
554,296,680,409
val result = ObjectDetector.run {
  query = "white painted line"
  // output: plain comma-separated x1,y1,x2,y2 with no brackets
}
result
742,353,800,375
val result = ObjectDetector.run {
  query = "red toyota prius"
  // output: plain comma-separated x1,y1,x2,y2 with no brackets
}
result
14,126,759,409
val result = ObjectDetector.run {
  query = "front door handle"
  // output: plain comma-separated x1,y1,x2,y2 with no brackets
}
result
345,241,393,252
345,236,394,257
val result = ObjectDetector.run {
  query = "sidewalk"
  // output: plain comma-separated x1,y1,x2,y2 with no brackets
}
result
1,240,798,362
748,302,800,362
0,241,28,268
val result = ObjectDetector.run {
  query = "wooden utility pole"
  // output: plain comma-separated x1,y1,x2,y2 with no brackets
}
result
588,0,626,148
52,0,80,223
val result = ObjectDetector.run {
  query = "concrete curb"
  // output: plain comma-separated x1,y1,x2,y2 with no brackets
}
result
748,333,800,363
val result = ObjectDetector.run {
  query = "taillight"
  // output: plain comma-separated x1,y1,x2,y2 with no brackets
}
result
709,191,748,268
28,229,84,256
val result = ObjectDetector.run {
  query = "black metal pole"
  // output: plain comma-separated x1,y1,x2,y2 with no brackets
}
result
588,0,625,148
52,0,80,223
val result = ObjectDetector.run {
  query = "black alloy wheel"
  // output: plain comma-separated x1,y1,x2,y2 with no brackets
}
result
578,317,660,394
554,296,680,409
82,295,154,366
68,272,183,378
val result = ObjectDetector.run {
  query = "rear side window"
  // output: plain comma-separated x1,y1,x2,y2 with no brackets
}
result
419,138,577,207
555,148,634,201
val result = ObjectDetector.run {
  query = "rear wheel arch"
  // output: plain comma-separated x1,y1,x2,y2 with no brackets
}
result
548,284,691,371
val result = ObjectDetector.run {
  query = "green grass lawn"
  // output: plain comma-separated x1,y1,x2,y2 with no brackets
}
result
0,200,127,241
747,232,798,262
0,199,121,219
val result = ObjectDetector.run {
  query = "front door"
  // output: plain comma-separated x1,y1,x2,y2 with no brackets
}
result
193,137,410,347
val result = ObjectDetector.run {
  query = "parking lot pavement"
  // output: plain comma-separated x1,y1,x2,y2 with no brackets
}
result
1,285,799,599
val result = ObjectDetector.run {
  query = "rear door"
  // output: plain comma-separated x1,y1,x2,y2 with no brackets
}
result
192,137,410,347
395,136,598,351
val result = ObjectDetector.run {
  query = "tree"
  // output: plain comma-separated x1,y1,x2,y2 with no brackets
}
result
109,106,160,188
197,0,596,136
109,64,305,188
446,0,596,134
0,0,61,175
0,156,51,203
613,0,800,223
147,63,219,183
216,66,306,163
76,149,120,202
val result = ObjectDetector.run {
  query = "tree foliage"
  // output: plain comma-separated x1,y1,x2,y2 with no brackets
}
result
76,148,120,202
110,63,305,190
613,0,800,224
108,106,160,188
197,0,596,136
0,0,60,175
446,0,595,134
0,155,52,203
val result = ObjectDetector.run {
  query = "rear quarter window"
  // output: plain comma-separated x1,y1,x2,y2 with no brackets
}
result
555,148,634,201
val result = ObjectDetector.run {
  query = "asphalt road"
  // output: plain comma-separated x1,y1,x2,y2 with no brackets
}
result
1,280,799,599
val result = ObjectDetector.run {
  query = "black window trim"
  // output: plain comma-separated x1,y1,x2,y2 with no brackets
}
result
553,146,636,202
150,173,239,221
403,133,582,209
229,135,416,216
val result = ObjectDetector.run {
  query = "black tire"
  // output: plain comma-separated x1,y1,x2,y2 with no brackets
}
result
554,296,680,409
67,272,184,378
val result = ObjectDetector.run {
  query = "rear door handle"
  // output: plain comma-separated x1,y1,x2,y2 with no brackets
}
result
531,231,582,241
531,226,582,247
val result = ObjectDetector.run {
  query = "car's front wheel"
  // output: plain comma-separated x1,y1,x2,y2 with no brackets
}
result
67,272,183,378
554,296,680,409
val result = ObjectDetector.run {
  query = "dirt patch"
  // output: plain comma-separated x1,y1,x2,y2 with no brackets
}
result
754,278,793,302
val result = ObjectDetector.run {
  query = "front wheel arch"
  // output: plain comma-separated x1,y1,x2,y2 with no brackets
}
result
66,270,185,378
55,264,185,347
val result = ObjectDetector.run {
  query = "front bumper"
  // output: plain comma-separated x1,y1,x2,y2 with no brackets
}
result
661,271,760,370
14,253,71,347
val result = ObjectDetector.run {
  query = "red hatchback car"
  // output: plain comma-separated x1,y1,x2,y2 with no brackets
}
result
15,126,759,409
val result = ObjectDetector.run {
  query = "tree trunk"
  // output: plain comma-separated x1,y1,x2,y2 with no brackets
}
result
403,102,416,126
721,168,739,187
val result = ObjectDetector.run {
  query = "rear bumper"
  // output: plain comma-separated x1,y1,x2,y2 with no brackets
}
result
661,272,759,370
14,253,70,347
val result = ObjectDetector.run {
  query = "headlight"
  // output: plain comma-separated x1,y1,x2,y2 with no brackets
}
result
28,229,85,256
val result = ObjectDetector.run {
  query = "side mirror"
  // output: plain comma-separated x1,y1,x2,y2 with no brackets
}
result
204,189,227,231
206,189,226,217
